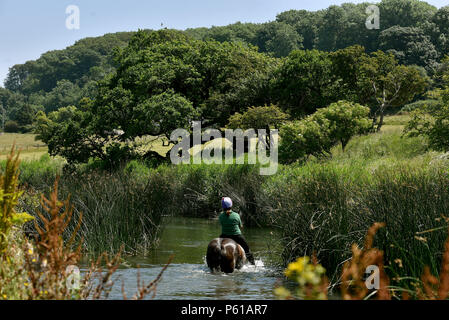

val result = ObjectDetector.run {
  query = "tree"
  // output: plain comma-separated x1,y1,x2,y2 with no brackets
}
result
405,103,449,151
312,100,371,151
197,22,260,45
330,45,370,103
272,49,338,118
226,105,289,130
330,47,429,131
4,121,19,133
34,30,273,165
357,51,428,131
40,80,83,113
276,10,322,50
97,29,272,128
256,22,303,58
405,69,449,150
433,56,449,89
8,103,43,132
378,0,438,29
433,6,449,54
379,26,439,71
34,107,101,165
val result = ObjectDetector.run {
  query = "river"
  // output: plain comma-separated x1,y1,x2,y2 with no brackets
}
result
107,216,283,300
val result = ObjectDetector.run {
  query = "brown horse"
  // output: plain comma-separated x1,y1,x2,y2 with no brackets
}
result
206,238,246,273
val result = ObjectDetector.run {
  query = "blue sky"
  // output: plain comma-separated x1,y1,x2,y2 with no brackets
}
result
0,0,447,86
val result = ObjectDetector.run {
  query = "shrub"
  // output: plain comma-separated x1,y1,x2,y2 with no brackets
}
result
313,100,371,151
227,105,289,130
279,100,371,163
405,103,449,151
279,117,331,164
4,120,20,133
401,99,439,113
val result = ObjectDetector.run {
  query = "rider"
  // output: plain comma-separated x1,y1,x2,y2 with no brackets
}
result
218,197,255,265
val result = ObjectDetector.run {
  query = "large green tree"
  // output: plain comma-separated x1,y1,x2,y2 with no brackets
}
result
378,0,438,29
271,49,338,117
330,47,428,131
379,26,439,71
357,51,429,131
34,30,274,165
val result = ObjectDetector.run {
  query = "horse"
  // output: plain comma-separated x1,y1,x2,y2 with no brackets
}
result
206,238,246,273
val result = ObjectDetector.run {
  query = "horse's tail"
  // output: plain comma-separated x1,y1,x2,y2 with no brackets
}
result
206,239,222,272
220,241,237,273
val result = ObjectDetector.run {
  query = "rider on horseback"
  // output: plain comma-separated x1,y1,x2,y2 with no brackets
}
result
218,197,256,265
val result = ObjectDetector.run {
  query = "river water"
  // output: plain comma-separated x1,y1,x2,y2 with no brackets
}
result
107,217,283,300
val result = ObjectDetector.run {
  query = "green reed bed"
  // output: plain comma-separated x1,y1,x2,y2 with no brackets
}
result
19,169,163,256
263,158,449,290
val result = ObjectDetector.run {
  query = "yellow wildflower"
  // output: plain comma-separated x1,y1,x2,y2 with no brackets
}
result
274,286,291,299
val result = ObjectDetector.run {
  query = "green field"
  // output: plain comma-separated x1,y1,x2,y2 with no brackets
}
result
0,133,47,160
0,133,174,161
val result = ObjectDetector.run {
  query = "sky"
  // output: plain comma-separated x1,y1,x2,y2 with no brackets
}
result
0,0,447,86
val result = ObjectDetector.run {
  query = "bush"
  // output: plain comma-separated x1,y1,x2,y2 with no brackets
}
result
405,103,449,151
227,105,289,130
4,121,19,133
400,99,439,113
279,117,330,164
279,100,371,163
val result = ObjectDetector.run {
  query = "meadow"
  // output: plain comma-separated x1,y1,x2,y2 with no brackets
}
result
0,133,47,160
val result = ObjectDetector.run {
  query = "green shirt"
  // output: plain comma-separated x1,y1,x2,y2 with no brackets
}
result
219,211,242,236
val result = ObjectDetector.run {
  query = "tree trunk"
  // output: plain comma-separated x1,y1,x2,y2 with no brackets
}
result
341,139,348,152
376,111,385,132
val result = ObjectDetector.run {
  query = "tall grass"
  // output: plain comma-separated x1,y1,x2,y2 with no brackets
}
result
19,169,163,256
0,153,63,189
262,159,449,287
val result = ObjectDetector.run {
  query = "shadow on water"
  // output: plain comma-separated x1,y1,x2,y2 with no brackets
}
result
107,216,283,300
